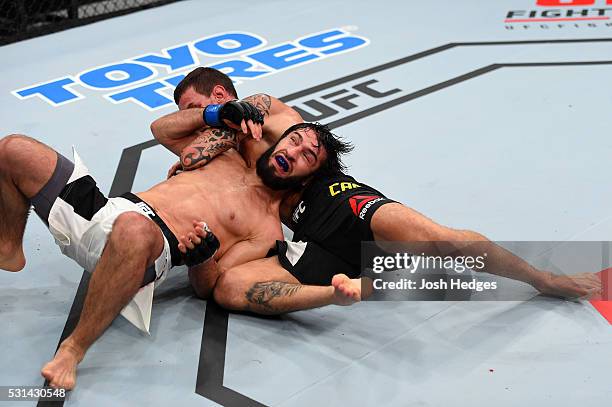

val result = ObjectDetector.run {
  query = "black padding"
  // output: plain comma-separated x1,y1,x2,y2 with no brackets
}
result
59,175,108,221
31,152,75,225
276,240,358,286
182,229,220,267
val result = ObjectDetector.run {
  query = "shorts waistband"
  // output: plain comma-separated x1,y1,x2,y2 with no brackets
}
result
120,192,182,267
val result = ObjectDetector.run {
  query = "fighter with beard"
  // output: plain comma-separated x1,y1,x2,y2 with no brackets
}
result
157,67,602,315
0,68,352,389
150,68,353,298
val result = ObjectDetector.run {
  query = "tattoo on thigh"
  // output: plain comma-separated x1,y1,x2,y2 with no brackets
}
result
245,281,301,310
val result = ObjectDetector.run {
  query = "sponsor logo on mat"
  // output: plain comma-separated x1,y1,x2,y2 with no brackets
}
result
505,0,612,30
12,28,369,110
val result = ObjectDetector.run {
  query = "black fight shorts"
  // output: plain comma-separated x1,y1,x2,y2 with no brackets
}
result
271,240,360,286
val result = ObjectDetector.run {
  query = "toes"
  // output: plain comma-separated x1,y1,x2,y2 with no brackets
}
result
50,377,63,389
339,284,356,299
64,377,76,390
49,372,75,390
332,274,348,288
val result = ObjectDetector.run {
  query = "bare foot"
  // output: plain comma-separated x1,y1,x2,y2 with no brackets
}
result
41,341,83,390
0,243,25,272
331,274,361,306
535,271,602,300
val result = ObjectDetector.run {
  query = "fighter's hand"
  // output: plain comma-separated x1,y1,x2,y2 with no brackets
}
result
203,101,264,141
534,271,602,300
225,119,262,141
167,161,183,179
178,221,220,267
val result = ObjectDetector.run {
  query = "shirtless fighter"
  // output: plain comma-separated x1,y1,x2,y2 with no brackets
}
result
164,68,602,315
0,75,346,388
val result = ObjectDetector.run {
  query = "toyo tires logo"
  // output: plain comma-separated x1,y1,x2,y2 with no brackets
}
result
11,28,369,111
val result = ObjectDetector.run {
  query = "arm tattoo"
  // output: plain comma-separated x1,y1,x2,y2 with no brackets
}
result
180,128,237,170
245,281,301,311
243,94,272,117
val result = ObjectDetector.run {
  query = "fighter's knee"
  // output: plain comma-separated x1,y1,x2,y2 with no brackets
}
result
111,212,160,251
0,135,55,178
113,211,152,231
0,134,30,163
1,134,29,144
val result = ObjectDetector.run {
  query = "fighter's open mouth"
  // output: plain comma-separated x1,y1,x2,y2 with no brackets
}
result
275,155,289,172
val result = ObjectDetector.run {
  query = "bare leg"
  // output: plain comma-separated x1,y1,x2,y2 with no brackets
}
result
213,256,362,315
0,173,28,271
41,212,164,389
370,203,602,298
0,134,58,271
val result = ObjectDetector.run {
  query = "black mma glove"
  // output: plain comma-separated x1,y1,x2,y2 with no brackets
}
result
203,101,264,128
181,224,220,267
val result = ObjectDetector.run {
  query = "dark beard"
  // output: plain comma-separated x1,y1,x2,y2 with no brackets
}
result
256,145,308,191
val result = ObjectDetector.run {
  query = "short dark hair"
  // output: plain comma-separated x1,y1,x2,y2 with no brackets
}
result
173,67,238,104
280,122,353,175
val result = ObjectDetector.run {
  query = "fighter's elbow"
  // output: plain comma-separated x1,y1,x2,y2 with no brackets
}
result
191,274,216,299
268,95,302,121
192,284,211,300
286,107,303,123
213,269,249,311
150,119,164,140
188,264,219,299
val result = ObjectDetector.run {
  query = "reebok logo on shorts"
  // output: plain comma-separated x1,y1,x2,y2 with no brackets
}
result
349,195,385,220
